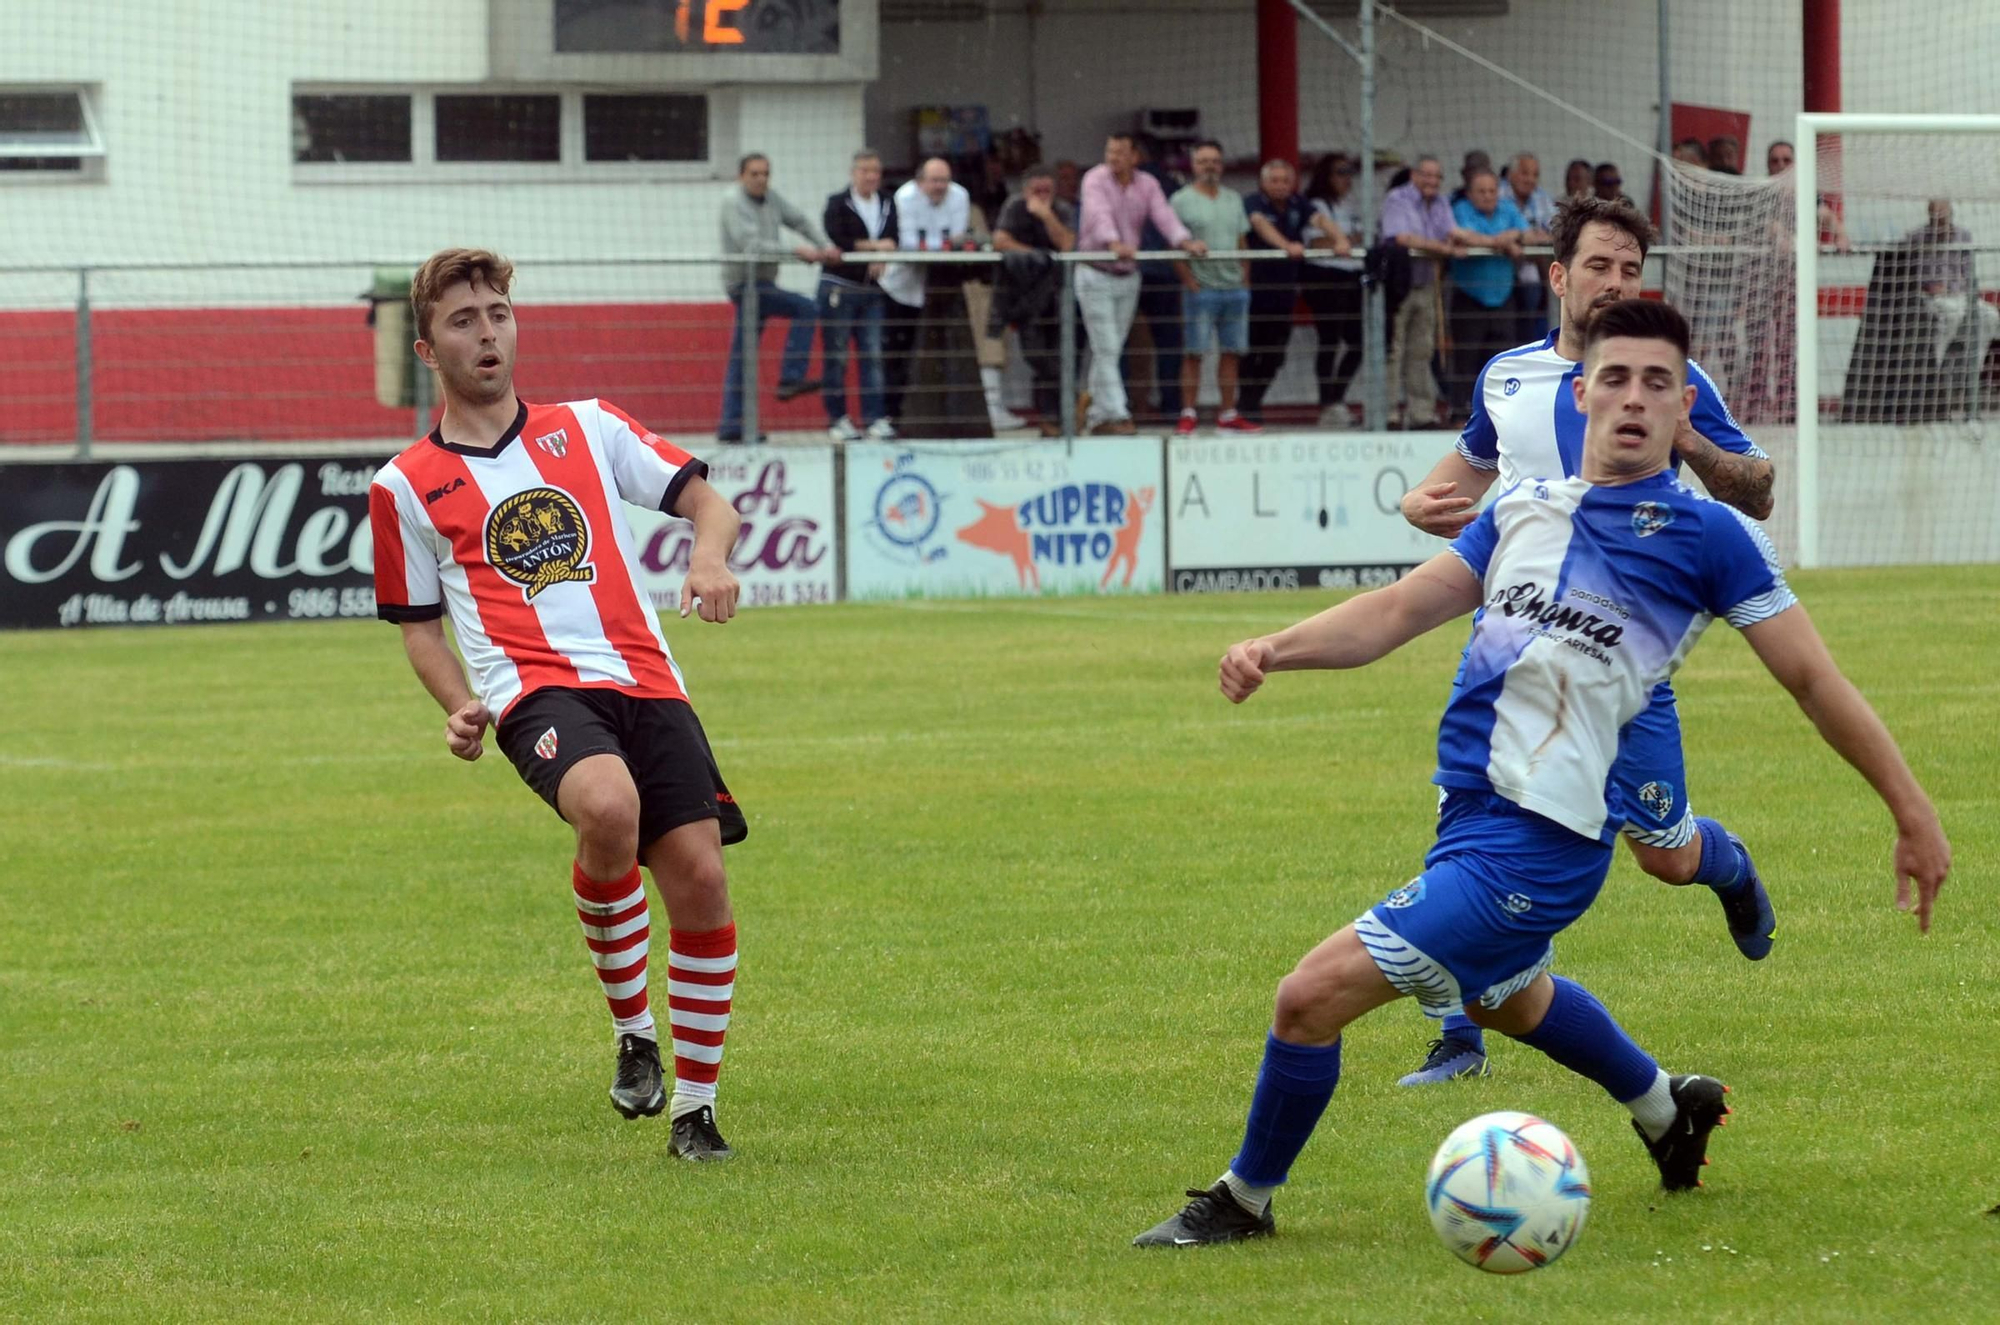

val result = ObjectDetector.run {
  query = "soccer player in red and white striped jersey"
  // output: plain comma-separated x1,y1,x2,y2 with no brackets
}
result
369,249,745,1160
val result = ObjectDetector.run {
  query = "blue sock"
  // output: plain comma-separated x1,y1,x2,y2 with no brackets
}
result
1440,1010,1485,1051
1691,817,1749,894
1228,1032,1343,1187
1510,976,1659,1104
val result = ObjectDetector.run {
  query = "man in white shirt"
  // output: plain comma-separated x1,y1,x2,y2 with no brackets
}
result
881,158,971,427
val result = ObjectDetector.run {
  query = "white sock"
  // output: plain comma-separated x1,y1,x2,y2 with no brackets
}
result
1218,1169,1275,1215
1626,1068,1677,1141
1180,406,1197,418
670,1080,716,1120
1219,408,1239,421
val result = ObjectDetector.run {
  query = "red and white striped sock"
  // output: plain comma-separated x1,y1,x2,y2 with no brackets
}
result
572,862,655,1040
667,922,736,1118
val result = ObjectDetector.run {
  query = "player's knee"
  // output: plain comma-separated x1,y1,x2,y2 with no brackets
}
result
568,785,640,857
1272,968,1339,1040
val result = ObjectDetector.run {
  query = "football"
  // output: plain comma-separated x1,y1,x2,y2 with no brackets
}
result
1425,1111,1592,1273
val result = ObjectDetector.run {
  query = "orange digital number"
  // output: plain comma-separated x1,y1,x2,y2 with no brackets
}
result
704,0,748,45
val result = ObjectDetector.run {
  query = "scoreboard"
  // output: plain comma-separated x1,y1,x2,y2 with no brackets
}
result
554,0,842,55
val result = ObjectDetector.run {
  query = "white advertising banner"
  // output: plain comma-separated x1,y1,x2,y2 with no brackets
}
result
627,444,837,609
845,440,1165,598
1167,433,1450,593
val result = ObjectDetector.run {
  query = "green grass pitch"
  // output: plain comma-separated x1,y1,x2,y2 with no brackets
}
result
1,566,1994,1321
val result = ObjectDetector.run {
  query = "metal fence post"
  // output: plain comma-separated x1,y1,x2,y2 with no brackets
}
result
1059,261,1078,439
1359,0,1388,432
75,266,93,459
740,276,761,444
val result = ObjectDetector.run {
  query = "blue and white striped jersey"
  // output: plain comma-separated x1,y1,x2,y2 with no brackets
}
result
1437,472,1796,844
1456,331,1768,492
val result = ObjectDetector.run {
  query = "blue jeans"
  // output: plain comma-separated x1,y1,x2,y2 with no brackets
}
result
816,279,886,425
719,281,819,440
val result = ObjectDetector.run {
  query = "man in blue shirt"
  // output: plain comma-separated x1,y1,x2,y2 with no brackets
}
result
1393,195,1778,1088
1447,168,1526,413
1133,299,1950,1247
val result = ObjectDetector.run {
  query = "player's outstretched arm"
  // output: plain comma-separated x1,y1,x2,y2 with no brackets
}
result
1402,449,1497,537
670,475,743,623
1740,605,1950,931
1219,552,1482,703
399,619,489,761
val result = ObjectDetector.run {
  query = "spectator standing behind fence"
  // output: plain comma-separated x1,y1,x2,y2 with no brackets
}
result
992,165,1078,437
1054,160,1082,208
1503,152,1557,344
1910,199,1999,368
1169,139,1256,435
1707,136,1744,176
1594,162,1631,205
717,153,840,443
1564,158,1595,198
879,158,971,426
1673,138,1709,168
1240,159,1339,427
1380,155,1470,429
1448,169,1527,415
1075,133,1205,435
1130,133,1187,422
1303,153,1365,427
819,148,899,442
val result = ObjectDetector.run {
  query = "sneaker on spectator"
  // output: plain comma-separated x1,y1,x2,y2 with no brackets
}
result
1318,403,1353,429
1090,418,1138,436
828,416,864,442
865,418,898,440
1216,411,1262,434
1174,409,1199,436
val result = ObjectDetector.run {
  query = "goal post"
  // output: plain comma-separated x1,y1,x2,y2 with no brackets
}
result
1794,111,2000,570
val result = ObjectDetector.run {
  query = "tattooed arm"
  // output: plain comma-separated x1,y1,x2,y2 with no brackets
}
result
1675,418,1776,520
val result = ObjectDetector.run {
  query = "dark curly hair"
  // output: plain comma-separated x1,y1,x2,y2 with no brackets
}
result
1549,194,1656,267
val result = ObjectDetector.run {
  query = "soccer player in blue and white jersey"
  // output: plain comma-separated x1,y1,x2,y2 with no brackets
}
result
1392,195,1780,1088
1133,299,1949,1248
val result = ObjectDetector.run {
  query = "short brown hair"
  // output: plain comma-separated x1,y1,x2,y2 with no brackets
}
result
1548,194,1655,267
411,248,515,343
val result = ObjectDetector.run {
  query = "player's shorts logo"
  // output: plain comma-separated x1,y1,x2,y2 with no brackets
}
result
534,428,569,458
1631,501,1675,537
1637,780,1674,821
1384,878,1425,909
1501,892,1534,915
485,487,595,601
1503,377,1522,396
534,727,559,760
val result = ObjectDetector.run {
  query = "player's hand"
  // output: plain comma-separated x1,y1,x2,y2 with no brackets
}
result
1401,481,1478,536
445,700,491,762
1892,809,1951,934
1219,638,1278,704
1671,413,1705,457
681,556,740,623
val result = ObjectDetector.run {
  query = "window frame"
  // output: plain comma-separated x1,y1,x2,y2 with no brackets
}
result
0,85,107,185
292,86,728,185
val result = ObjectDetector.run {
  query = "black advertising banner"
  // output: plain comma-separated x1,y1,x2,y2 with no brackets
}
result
1,455,392,629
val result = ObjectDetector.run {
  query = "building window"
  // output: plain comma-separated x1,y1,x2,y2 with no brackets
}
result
583,93,707,163
292,94,412,163
435,94,561,163
0,88,104,177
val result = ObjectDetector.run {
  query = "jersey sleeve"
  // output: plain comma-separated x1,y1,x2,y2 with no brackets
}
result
1455,363,1500,470
369,478,443,623
1700,504,1798,628
1448,497,1505,581
594,400,710,515
1687,359,1769,459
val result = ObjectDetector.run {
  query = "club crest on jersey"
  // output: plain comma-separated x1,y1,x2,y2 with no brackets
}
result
1637,780,1674,821
1503,377,1522,396
534,727,559,760
534,428,570,458
1631,501,1674,537
485,487,595,601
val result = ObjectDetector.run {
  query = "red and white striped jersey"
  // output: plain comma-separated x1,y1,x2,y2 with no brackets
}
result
369,398,706,720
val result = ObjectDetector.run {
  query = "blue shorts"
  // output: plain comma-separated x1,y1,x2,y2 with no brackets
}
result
1610,683,1694,848
1183,286,1250,356
1355,791,1612,1017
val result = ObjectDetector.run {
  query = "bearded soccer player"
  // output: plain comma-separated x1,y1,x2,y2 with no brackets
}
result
1134,299,1948,1247
1390,195,1781,1087
369,249,745,1161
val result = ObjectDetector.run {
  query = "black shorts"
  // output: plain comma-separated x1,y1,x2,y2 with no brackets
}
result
495,688,747,849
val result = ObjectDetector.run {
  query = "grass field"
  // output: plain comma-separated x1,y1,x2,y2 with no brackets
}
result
2,566,1995,1322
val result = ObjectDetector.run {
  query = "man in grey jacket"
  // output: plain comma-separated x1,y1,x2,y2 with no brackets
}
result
718,153,841,442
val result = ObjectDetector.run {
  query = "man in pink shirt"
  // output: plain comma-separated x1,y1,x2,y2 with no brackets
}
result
1076,133,1208,433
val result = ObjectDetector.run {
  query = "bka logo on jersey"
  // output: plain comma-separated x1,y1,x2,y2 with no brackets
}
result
1383,878,1425,909
424,477,465,505
534,429,569,458
1637,780,1674,821
1503,377,1522,396
485,487,595,600
1632,501,1674,537
534,727,559,760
